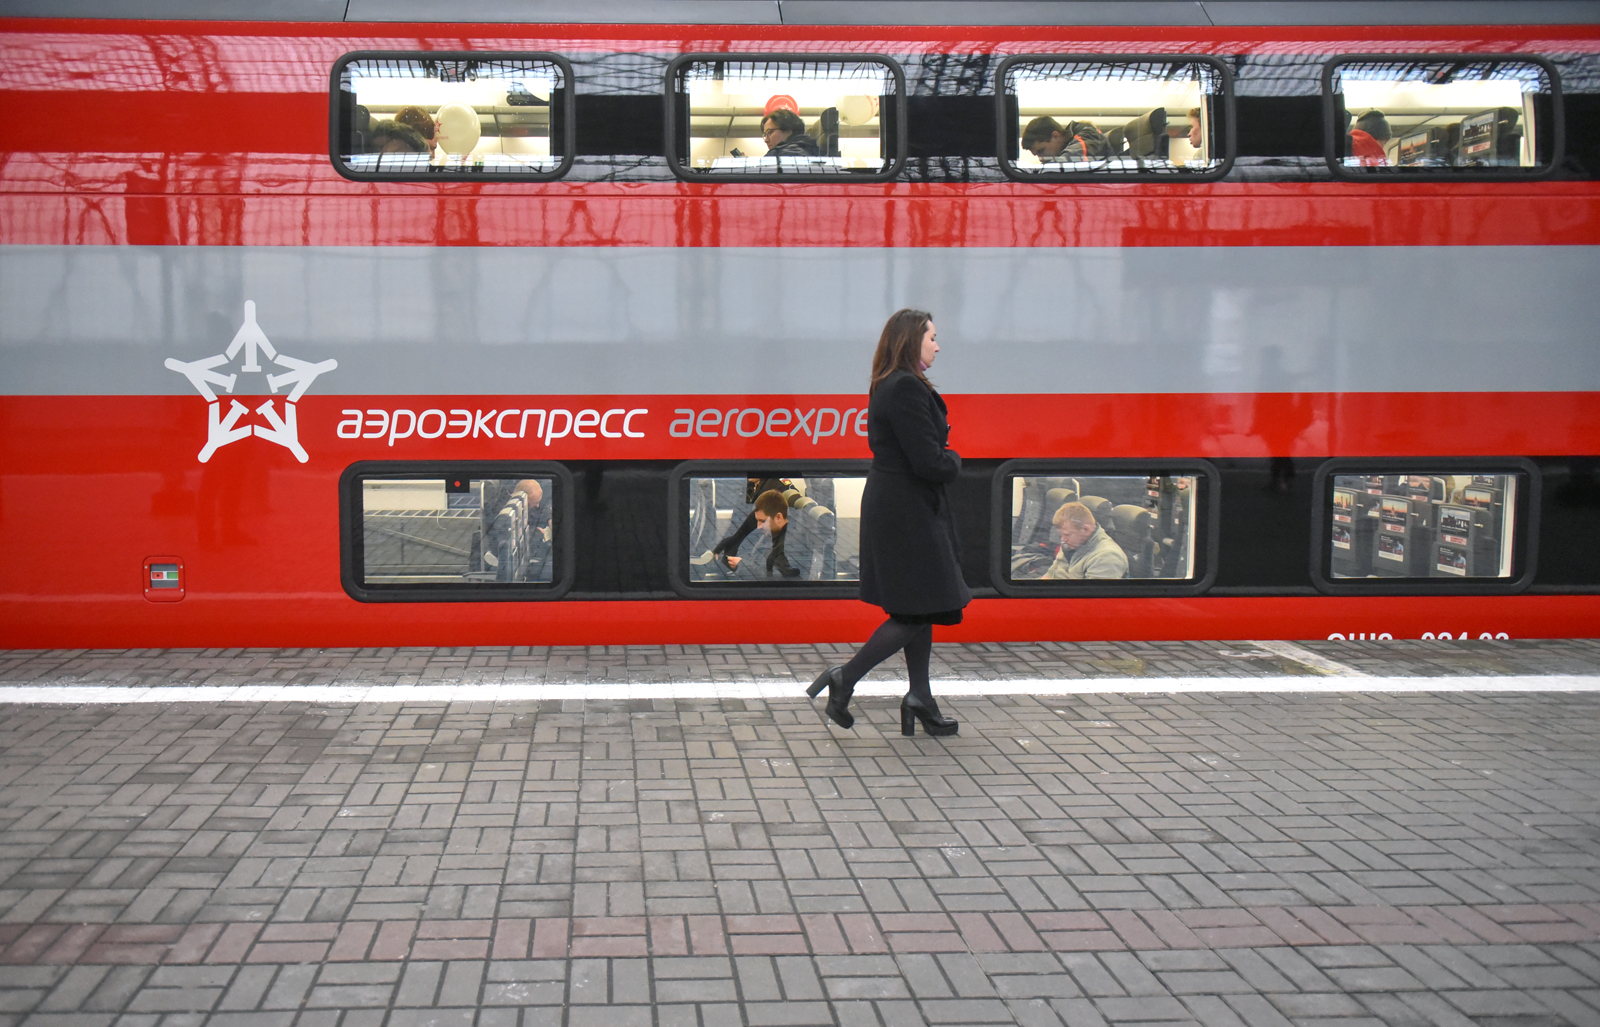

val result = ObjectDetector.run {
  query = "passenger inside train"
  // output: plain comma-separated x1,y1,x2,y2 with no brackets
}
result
1021,116,1110,161
759,109,821,157
368,120,428,155
337,57,560,174
360,477,554,585
1009,475,1198,581
1328,472,1518,579
1007,59,1223,173
1331,58,1549,170
1043,501,1128,579
687,475,862,582
676,59,890,175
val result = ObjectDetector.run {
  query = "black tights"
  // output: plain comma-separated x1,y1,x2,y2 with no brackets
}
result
841,618,933,703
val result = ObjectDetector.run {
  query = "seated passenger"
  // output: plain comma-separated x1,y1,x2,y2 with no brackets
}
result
713,477,801,563
394,105,438,153
762,109,822,158
1022,116,1110,162
1043,501,1128,579
479,479,551,580
1349,109,1390,166
1187,106,1203,149
724,489,815,579
368,120,427,154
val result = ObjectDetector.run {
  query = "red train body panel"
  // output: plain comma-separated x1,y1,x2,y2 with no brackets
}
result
2,16,1597,646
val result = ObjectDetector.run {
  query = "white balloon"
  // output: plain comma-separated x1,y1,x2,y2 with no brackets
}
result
837,95,876,127
435,103,481,156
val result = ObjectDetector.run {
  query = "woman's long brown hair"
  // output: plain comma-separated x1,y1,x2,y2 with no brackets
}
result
869,308,933,396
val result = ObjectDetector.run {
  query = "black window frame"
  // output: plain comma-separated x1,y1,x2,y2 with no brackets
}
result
1310,457,1540,596
994,54,1236,183
1321,53,1563,183
340,460,576,603
663,53,908,184
667,459,873,599
990,459,1221,598
329,50,577,184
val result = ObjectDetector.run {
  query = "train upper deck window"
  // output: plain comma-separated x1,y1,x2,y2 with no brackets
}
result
996,56,1233,182
331,52,574,181
666,55,905,182
1323,55,1561,179
1313,461,1536,595
992,461,1218,597
341,463,573,602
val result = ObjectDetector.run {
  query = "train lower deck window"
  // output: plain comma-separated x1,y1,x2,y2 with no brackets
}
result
1313,462,1537,595
669,463,871,598
1323,56,1561,179
996,56,1233,182
340,464,573,601
992,462,1218,597
666,56,905,182
331,52,574,181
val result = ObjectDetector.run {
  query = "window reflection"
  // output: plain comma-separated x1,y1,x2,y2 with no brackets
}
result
675,59,895,176
336,57,564,176
1329,473,1518,579
361,477,554,584
1004,60,1227,176
686,476,863,582
1010,475,1198,581
1329,58,1554,172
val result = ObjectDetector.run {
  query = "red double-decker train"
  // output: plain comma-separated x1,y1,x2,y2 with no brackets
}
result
2,3,1597,647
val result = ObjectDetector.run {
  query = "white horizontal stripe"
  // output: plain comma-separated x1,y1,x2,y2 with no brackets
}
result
1,675,1597,705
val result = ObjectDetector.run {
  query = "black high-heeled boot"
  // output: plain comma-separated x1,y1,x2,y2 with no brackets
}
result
900,695,957,737
807,667,854,729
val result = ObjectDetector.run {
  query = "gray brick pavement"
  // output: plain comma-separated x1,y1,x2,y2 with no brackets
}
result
0,641,1598,1024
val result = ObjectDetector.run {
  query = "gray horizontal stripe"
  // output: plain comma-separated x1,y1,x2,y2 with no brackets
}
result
1,244,1595,396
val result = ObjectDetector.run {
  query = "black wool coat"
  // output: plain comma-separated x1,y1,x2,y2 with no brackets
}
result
858,369,973,616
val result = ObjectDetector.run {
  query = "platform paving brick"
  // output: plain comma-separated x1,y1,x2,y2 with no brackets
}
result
0,643,1598,1023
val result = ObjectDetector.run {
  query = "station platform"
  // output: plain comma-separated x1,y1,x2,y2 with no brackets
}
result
1,638,1598,1027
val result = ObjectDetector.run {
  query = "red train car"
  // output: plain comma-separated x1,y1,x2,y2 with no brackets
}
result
2,4,1598,647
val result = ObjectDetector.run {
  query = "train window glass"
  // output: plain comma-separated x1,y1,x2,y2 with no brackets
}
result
333,53,571,179
1007,474,1200,582
684,474,865,584
1324,56,1559,176
1328,473,1520,580
360,477,556,586
997,56,1232,180
667,56,904,180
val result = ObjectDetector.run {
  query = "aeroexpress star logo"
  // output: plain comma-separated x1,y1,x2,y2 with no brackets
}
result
165,302,338,464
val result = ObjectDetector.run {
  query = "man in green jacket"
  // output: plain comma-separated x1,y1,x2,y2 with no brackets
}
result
1044,501,1128,579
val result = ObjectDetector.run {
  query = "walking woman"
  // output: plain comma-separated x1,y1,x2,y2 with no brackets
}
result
808,309,970,736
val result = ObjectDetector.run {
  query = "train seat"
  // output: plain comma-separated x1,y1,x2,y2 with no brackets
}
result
1109,504,1159,577
687,478,719,559
1123,108,1169,158
1078,495,1114,529
790,496,838,580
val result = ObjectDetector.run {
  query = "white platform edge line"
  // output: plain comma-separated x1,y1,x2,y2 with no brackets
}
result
1,675,1599,704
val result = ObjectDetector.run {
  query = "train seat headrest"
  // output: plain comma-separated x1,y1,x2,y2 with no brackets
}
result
1078,495,1113,527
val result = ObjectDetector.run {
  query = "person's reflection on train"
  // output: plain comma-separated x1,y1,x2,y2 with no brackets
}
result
1043,502,1128,579
1022,116,1109,161
368,121,428,155
394,105,438,153
724,490,812,579
712,477,800,564
762,109,821,157
1349,110,1390,166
